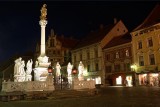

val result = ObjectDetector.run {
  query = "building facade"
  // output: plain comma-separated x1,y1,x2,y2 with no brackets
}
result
131,5,160,86
71,20,128,85
103,33,134,86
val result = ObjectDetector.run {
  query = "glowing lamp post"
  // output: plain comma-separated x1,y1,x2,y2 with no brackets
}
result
131,64,137,72
72,68,77,77
48,65,53,74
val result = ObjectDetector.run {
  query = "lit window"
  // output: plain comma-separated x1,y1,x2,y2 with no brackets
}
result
116,52,119,59
149,54,155,65
148,38,153,47
138,41,142,49
125,50,129,57
139,56,144,66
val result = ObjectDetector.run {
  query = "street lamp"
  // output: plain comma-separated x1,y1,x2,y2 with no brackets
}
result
72,67,77,77
48,65,53,74
131,64,137,72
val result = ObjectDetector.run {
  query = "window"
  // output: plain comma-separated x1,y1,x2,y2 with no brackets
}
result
149,54,155,65
87,65,90,72
139,56,144,66
50,39,54,47
138,41,142,49
148,38,153,47
114,64,120,72
125,50,129,57
53,50,55,54
57,50,60,55
95,49,98,58
87,52,90,59
106,54,110,61
126,63,131,71
74,55,76,62
80,54,82,61
95,63,99,71
106,66,112,73
116,52,119,59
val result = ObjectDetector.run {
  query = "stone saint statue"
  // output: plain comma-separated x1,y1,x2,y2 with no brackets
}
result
26,59,33,75
78,61,84,77
14,57,22,75
20,60,26,76
56,62,61,77
40,4,47,20
67,62,73,77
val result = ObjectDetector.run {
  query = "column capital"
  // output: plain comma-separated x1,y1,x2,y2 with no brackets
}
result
39,20,48,26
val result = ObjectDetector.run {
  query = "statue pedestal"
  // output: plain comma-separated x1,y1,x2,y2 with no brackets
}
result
34,55,51,81
78,75,84,81
72,78,95,90
14,75,25,82
46,74,54,91
25,75,32,81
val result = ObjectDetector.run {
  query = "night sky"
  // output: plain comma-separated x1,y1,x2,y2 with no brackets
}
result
0,1,158,63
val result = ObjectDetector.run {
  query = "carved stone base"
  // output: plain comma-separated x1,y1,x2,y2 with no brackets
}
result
34,55,51,81
14,75,25,82
72,78,95,90
34,67,48,81
46,74,54,91
25,75,32,81
78,75,84,81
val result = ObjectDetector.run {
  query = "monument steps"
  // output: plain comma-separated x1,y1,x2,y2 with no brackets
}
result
24,89,96,100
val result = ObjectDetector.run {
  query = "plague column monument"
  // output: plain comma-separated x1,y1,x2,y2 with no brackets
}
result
34,4,51,81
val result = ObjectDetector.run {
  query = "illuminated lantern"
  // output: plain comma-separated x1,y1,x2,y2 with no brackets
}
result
48,65,53,73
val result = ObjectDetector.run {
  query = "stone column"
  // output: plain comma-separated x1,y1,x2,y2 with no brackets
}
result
39,20,47,57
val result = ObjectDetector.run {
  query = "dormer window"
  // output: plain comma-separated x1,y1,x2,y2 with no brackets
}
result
125,50,129,57
116,52,119,59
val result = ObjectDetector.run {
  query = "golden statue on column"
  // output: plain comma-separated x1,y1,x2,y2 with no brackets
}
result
40,4,47,20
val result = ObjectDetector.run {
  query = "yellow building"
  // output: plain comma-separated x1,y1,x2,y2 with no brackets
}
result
131,4,160,86
71,19,128,85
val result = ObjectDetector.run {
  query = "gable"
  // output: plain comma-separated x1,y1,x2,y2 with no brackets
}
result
100,20,128,48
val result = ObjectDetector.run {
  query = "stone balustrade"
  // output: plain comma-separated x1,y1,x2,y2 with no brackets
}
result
72,79,95,90
1,81,54,92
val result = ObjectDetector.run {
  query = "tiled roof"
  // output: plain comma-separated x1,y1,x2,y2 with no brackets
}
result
57,36,79,49
103,33,131,49
134,4,160,31
74,24,116,49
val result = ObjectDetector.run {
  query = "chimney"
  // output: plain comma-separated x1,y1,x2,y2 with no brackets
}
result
100,24,104,29
114,18,117,24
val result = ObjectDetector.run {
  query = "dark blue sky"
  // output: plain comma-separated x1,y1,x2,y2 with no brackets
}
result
0,1,158,63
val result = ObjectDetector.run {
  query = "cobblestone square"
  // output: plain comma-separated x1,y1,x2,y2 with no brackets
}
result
1,87,160,107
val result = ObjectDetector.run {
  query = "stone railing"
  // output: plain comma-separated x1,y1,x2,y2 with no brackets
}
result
1,81,54,92
72,79,95,90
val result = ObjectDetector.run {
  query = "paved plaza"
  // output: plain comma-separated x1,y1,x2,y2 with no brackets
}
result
1,86,160,107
